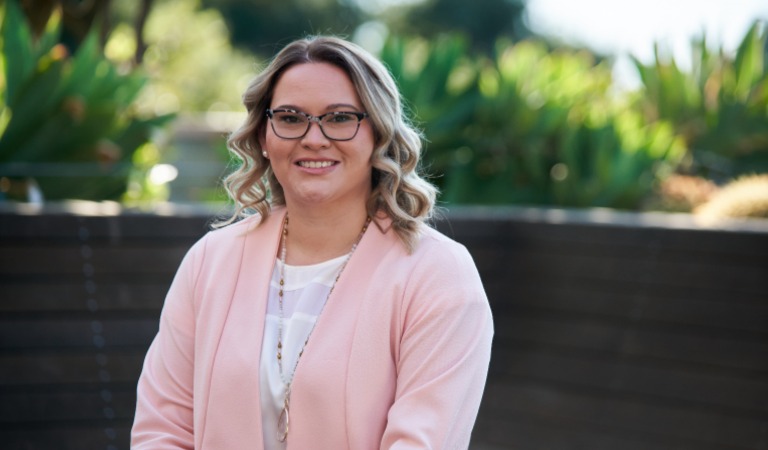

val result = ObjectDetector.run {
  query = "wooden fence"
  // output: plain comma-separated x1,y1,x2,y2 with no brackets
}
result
1,204,766,449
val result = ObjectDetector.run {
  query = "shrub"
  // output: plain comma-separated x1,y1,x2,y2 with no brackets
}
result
632,22,768,181
382,37,686,208
0,0,172,201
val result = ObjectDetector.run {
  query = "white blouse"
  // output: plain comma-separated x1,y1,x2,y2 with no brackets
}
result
259,255,347,450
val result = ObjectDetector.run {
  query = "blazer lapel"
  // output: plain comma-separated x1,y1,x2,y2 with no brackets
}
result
201,208,287,449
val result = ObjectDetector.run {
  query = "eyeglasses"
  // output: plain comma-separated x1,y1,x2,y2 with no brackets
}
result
266,108,368,141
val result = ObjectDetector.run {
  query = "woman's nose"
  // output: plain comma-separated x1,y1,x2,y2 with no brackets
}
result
301,120,330,147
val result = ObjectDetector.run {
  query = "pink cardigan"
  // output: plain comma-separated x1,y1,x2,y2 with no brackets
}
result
132,208,493,449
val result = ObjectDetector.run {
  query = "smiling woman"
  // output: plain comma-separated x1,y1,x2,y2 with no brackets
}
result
260,62,377,229
131,36,494,450
223,37,441,252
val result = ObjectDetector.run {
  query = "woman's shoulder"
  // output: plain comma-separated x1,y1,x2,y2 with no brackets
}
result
187,210,282,261
416,224,472,260
203,208,284,244
205,214,263,241
394,223,488,310
175,210,283,284
384,223,480,285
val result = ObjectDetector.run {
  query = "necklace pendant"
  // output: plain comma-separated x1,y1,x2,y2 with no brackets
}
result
277,396,290,442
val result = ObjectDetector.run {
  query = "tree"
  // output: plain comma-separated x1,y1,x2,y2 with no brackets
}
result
200,0,368,55
396,0,530,52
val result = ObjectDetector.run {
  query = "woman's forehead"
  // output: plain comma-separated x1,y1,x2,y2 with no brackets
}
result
272,62,360,105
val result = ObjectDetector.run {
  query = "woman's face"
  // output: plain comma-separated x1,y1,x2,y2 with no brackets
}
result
263,62,375,212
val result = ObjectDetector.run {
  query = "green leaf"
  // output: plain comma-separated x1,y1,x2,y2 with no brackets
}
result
0,58,67,161
2,0,35,105
31,6,62,62
733,21,764,101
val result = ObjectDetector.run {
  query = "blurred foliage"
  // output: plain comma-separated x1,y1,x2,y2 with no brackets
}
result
1,0,765,212
0,0,172,201
110,0,256,204
695,174,768,222
14,0,113,54
382,36,685,209
380,35,478,176
649,174,718,212
124,0,257,114
395,0,529,53
632,21,768,181
123,141,170,204
203,0,528,57
200,0,366,55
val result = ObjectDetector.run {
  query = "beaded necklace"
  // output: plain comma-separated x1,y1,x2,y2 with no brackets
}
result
275,214,371,442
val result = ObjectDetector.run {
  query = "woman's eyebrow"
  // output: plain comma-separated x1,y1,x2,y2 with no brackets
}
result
325,103,361,111
271,103,362,112
272,104,301,111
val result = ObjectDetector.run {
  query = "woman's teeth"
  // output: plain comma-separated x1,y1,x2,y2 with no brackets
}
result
298,161,334,168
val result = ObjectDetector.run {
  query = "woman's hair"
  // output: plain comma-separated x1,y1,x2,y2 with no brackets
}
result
221,35,437,252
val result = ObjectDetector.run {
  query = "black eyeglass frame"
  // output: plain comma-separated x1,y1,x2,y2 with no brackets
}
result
265,108,369,141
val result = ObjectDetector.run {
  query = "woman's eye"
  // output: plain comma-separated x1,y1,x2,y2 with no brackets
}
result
278,113,303,124
328,113,355,123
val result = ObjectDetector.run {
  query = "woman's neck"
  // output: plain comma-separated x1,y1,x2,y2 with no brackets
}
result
281,204,369,265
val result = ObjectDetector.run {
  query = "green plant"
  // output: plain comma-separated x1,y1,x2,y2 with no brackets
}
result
450,40,618,205
633,21,768,180
130,0,258,114
383,36,685,208
0,0,172,201
379,34,479,185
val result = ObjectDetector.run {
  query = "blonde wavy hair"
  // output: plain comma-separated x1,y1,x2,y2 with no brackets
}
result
221,36,437,252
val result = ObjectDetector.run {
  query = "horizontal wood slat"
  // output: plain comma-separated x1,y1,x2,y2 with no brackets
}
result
0,245,190,275
0,283,169,312
495,284,768,333
0,388,136,423
494,314,768,372
0,318,159,350
493,346,768,413
0,424,132,450
0,352,146,385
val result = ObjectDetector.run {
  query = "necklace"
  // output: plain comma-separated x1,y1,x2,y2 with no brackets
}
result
275,214,371,442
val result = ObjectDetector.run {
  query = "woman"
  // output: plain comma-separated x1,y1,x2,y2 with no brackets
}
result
132,36,493,449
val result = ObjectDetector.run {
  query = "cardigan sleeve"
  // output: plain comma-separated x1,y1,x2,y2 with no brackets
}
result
380,240,494,450
131,236,207,449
